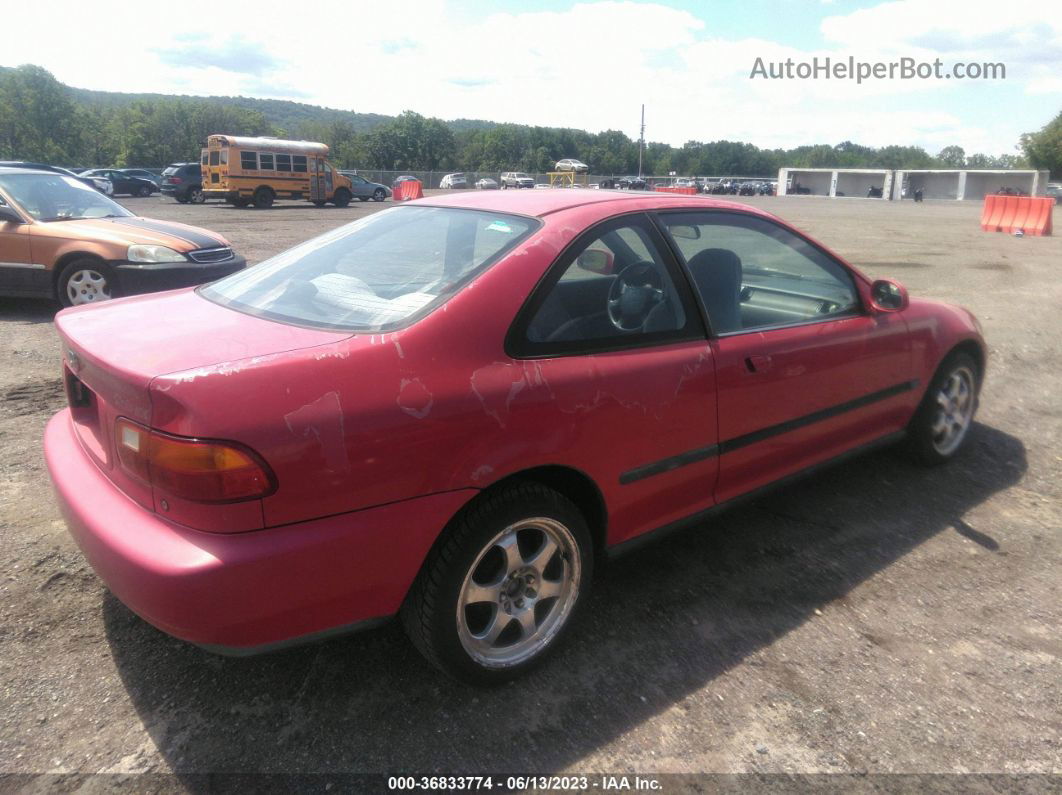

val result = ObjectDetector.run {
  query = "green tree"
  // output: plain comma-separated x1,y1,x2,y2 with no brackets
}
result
936,145,966,167
0,65,80,161
1021,110,1062,178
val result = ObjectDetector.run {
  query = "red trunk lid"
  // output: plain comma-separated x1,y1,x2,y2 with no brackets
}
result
54,289,348,515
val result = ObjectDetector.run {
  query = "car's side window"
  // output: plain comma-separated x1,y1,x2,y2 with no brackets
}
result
512,215,701,357
659,212,860,335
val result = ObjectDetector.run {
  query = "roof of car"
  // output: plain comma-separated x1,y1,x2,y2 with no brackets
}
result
0,165,57,176
412,187,768,219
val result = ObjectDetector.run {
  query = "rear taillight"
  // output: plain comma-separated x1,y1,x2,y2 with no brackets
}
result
115,418,275,503
168,176,183,184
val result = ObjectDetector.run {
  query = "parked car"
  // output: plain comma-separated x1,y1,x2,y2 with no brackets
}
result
475,178,499,190
160,163,204,204
119,169,162,187
338,172,391,201
439,173,469,189
0,167,245,306
500,172,535,189
616,176,648,190
392,175,419,189
80,169,158,197
44,190,985,684
1046,183,1062,204
0,161,112,195
555,158,589,173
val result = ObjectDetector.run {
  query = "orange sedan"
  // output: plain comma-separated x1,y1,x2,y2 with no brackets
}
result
0,167,245,306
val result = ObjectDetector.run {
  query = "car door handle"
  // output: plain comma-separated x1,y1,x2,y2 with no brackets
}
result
745,354,773,373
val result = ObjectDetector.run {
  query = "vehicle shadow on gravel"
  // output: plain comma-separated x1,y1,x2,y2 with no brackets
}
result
104,422,1025,776
0,297,58,323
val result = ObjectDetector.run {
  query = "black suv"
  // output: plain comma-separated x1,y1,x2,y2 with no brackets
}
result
161,163,204,203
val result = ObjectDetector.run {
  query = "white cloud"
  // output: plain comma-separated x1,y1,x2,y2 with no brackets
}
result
2,0,1058,155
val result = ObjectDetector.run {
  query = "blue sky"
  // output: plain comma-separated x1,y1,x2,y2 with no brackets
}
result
3,0,1060,155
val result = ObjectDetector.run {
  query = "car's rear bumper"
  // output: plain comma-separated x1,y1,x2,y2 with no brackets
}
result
113,256,246,294
44,410,476,652
160,186,195,199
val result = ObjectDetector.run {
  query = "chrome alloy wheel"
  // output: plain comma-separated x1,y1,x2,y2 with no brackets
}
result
930,365,975,456
457,518,581,668
66,269,112,305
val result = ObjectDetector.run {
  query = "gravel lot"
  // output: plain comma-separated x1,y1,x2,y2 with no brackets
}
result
0,192,1058,783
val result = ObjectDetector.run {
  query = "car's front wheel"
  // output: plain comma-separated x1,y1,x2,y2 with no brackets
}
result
57,259,118,307
402,483,592,684
906,351,980,465
373,188,385,201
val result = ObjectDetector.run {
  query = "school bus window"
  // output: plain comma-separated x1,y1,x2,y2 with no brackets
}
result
276,153,291,171
220,150,228,165
293,155,307,172
201,151,208,165
209,150,220,166
259,153,274,171
240,151,257,170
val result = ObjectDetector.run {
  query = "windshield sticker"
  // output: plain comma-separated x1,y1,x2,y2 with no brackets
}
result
486,220,513,233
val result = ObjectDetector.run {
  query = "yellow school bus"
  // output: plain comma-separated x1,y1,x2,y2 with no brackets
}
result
201,135,353,208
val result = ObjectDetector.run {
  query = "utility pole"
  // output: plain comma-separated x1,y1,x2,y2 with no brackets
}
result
638,104,645,178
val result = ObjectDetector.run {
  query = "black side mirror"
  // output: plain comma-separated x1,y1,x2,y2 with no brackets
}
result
870,279,909,312
0,202,24,224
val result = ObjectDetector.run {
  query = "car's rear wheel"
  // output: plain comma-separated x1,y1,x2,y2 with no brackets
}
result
373,188,385,202
137,185,152,197
58,259,118,308
906,352,979,465
253,187,274,209
401,483,592,684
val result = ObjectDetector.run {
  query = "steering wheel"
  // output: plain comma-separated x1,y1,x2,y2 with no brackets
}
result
607,261,666,332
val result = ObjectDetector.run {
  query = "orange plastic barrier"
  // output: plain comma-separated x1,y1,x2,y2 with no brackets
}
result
396,179,424,201
981,195,1053,236
654,186,698,195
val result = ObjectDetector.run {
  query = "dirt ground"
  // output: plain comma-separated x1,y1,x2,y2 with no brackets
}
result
0,191,1058,784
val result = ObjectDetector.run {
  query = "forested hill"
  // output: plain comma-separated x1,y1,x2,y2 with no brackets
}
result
0,63,1045,176
67,85,398,134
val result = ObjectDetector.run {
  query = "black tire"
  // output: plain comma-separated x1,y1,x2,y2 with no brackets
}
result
501,182,508,190
57,258,119,308
906,351,980,465
175,195,189,204
187,186,205,204
372,188,385,202
253,187,274,209
333,188,352,208
401,482,593,685
137,185,152,197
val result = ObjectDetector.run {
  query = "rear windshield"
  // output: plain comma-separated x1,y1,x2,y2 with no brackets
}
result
201,206,538,332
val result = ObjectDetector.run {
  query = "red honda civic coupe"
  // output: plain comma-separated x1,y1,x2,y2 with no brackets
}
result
45,190,985,683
